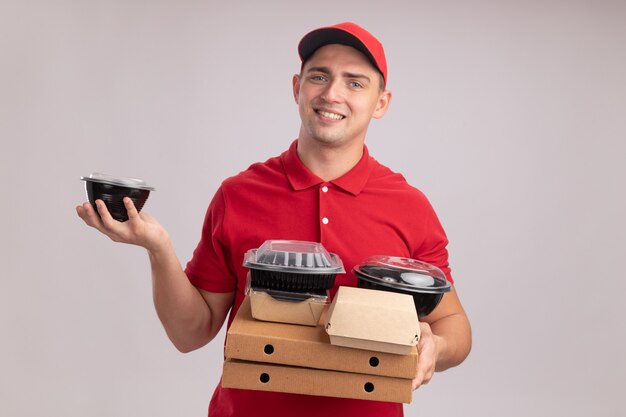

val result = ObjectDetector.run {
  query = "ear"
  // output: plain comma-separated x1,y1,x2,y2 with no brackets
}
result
292,74,301,103
372,90,392,119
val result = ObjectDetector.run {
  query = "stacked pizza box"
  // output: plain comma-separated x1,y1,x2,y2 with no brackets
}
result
222,284,420,403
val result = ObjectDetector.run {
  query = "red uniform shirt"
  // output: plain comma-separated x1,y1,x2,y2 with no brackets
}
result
185,140,453,417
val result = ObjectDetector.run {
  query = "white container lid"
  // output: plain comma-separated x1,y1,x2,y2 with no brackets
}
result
81,172,155,190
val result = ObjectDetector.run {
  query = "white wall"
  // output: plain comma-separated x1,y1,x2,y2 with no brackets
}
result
1,1,625,416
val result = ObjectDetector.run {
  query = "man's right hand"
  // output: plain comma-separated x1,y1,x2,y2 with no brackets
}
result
76,197,169,253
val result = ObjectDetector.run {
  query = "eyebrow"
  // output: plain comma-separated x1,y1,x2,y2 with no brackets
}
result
305,66,372,83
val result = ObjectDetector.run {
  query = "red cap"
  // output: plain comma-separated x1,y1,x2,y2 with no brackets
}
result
298,22,387,85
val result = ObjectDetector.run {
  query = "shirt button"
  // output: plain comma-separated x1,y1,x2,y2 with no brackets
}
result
322,217,329,225
322,186,328,193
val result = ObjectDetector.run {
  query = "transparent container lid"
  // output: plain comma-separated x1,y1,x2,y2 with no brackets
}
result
354,255,451,294
248,286,329,303
243,240,345,274
81,172,155,190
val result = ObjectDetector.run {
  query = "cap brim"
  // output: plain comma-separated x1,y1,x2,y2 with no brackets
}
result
298,28,380,75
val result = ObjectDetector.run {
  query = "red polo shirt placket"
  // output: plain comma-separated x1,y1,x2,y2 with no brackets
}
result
319,182,331,244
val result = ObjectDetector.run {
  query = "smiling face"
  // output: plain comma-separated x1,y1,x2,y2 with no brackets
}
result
293,44,391,150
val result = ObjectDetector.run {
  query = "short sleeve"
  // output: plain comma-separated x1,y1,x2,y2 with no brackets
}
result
413,200,454,284
184,187,237,293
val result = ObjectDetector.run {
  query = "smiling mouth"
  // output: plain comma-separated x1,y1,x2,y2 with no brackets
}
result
316,110,345,121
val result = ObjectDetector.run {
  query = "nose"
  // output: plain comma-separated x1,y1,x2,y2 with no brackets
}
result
320,79,343,103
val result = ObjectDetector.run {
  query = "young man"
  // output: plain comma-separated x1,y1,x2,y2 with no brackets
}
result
77,22,471,417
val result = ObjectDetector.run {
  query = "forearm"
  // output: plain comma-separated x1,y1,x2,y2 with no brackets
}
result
430,312,472,371
77,199,222,352
412,288,471,389
148,240,213,352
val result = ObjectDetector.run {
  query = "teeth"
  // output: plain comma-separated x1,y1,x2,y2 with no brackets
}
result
318,110,344,120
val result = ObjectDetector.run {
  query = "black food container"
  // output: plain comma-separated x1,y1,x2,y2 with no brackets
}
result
81,173,155,222
354,256,451,318
243,240,345,292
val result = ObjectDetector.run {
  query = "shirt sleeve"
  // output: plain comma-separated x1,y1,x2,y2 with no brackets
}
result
184,186,237,293
413,200,454,285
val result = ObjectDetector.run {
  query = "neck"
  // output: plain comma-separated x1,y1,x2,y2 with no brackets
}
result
296,136,364,181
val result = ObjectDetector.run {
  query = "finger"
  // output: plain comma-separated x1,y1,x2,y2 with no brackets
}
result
412,367,433,390
123,197,140,221
76,203,88,220
96,199,122,231
412,363,426,390
76,202,104,229
76,201,93,220
412,378,420,390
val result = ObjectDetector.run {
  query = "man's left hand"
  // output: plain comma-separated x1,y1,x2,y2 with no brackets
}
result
412,321,441,390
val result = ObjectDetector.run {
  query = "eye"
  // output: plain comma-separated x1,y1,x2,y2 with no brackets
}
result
350,81,364,89
310,74,328,83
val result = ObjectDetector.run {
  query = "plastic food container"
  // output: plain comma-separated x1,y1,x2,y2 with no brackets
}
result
243,240,345,291
354,256,451,318
81,173,155,222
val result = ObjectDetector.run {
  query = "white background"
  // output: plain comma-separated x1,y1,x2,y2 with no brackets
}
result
1,1,625,416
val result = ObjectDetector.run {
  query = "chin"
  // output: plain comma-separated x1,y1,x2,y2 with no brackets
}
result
308,129,345,144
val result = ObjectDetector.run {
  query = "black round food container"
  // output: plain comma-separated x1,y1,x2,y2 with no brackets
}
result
243,240,345,291
354,256,451,318
81,173,155,222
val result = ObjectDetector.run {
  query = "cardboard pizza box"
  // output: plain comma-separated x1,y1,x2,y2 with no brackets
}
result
225,296,418,379
222,359,413,404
